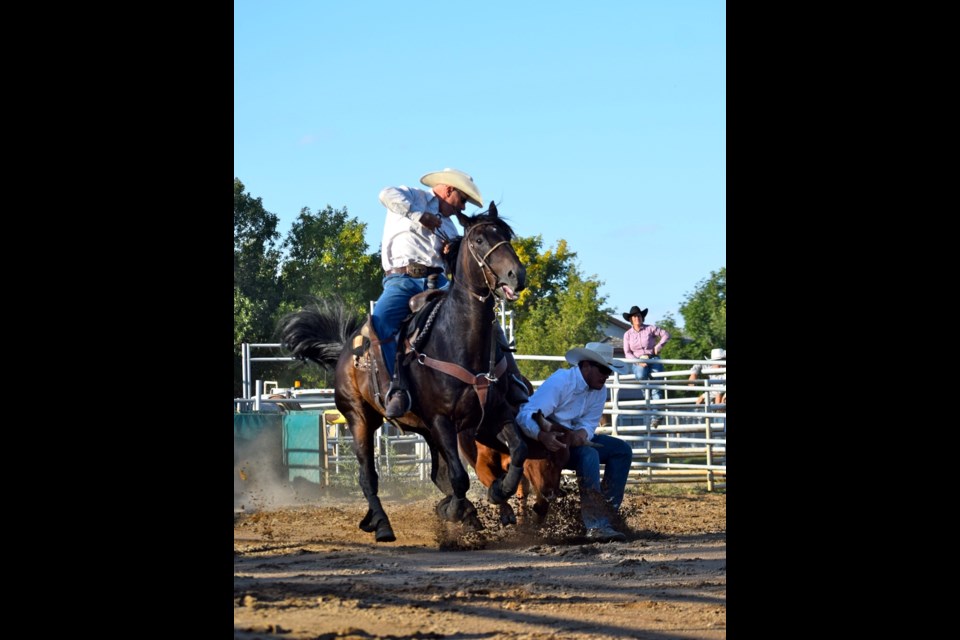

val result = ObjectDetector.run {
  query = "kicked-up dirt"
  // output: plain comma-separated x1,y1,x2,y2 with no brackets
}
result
234,478,726,639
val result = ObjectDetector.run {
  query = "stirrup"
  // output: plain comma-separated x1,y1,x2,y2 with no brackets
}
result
384,384,411,418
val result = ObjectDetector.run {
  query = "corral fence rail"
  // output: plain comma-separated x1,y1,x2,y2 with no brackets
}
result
235,343,726,491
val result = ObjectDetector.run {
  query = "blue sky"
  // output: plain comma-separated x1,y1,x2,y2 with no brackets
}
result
234,0,725,329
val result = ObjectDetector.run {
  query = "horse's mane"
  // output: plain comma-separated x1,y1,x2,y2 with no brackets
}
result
467,208,516,240
442,237,461,275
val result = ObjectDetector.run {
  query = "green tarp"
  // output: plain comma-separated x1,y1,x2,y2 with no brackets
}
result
234,411,324,485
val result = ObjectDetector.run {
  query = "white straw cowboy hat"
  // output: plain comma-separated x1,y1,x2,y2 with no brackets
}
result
420,168,484,207
709,348,726,360
565,342,629,374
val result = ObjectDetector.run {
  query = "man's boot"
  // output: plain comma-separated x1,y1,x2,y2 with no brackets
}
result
383,349,411,418
503,349,530,406
495,324,530,406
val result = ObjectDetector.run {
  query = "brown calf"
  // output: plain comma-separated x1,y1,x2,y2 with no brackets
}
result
459,424,572,527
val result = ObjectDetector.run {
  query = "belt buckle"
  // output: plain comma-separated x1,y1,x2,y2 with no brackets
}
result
407,263,427,278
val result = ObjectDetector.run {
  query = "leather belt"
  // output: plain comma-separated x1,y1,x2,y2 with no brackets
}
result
385,264,444,278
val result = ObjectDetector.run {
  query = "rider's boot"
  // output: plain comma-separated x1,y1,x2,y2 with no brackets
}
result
383,348,411,418
496,325,530,406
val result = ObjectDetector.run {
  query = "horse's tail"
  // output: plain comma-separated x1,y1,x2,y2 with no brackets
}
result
276,299,363,370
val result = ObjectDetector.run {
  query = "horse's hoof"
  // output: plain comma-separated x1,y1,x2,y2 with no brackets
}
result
437,496,484,531
361,508,394,539
435,496,453,518
499,505,517,526
488,481,510,505
463,513,485,532
533,501,550,522
375,522,396,543
359,508,377,532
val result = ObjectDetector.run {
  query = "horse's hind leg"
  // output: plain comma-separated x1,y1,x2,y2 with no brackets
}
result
347,405,396,542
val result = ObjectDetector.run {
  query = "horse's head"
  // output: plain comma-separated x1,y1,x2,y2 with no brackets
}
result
453,201,525,302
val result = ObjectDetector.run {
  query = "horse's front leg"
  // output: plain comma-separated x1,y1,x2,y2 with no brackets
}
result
347,407,396,542
490,414,528,501
430,417,483,531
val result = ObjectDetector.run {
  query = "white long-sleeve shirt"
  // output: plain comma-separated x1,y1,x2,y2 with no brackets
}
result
378,185,460,271
516,366,607,440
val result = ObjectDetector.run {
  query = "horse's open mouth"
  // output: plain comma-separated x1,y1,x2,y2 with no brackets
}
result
498,283,519,301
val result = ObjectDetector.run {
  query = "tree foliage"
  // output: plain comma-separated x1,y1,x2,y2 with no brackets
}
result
234,180,382,394
511,236,578,312
234,179,285,396
659,267,726,363
234,179,282,348
273,205,382,389
510,235,610,382
278,205,381,317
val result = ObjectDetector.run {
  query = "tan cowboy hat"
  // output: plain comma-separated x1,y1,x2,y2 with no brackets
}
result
565,341,629,374
622,305,648,322
420,168,484,207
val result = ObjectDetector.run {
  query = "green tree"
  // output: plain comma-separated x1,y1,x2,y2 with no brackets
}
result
659,267,726,364
510,235,610,381
278,205,381,315
511,235,579,313
273,205,383,389
235,178,282,308
234,178,284,396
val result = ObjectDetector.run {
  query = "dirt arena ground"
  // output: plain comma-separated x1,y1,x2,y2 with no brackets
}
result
234,478,726,639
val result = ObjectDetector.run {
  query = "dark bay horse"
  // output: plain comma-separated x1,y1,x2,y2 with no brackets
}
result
278,203,528,542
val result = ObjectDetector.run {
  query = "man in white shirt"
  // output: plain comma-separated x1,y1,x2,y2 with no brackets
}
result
376,168,528,420
516,342,634,542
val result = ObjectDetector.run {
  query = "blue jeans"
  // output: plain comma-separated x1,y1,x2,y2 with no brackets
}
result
632,357,664,400
566,433,634,528
371,273,449,376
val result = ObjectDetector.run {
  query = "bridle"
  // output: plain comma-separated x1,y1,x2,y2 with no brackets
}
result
461,222,514,302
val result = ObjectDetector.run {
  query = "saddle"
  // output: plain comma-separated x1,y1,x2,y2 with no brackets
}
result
350,290,449,413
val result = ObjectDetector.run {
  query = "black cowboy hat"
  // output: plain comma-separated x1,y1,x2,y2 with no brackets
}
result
622,305,648,322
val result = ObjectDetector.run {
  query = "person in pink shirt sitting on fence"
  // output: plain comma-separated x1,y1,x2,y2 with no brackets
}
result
621,305,671,427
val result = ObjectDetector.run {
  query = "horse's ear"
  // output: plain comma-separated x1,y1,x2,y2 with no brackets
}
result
488,201,498,218
455,211,471,228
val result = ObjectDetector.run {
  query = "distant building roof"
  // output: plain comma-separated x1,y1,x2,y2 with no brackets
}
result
600,314,630,357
